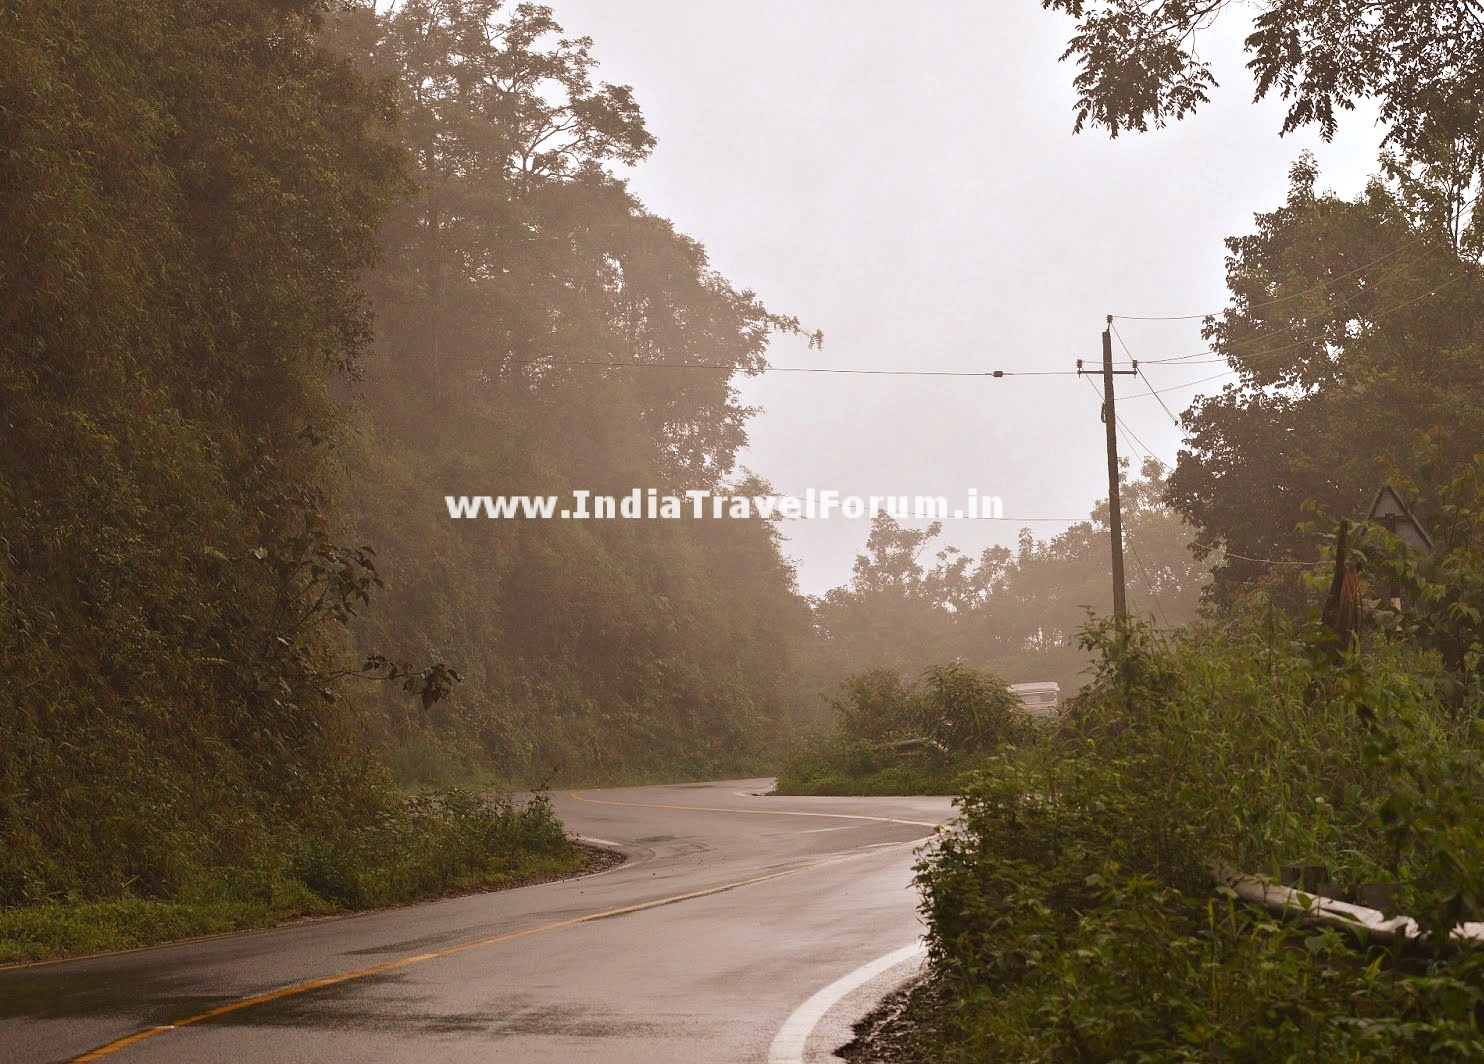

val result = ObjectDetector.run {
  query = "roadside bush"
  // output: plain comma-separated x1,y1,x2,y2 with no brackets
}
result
290,791,576,909
918,662,1022,754
910,613,1484,1060
0,790,580,963
776,729,958,796
837,668,923,743
776,663,1028,795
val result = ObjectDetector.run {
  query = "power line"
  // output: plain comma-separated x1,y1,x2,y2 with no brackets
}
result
1123,265,1475,372
1116,413,1159,467
1116,419,1155,463
1124,534,1171,627
1123,367,1235,399
1111,238,1433,323
1133,261,1475,365
1112,324,1183,427
757,366,1080,377
1082,373,1172,625
1139,365,1183,424
1192,542,1315,566
430,354,1084,377
1109,194,1480,322
1078,323,1142,624
1085,374,1169,468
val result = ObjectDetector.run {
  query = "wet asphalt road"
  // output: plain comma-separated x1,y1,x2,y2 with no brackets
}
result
0,780,954,1063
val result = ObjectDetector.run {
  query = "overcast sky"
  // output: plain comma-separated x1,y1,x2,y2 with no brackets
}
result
551,1,1384,597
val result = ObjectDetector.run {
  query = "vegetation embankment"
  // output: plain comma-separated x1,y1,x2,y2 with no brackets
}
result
1,0,729,961
0,794,582,966
887,603,1484,1059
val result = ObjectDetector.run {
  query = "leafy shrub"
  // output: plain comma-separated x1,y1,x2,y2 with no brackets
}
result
919,662,1022,754
910,614,1484,1060
776,663,1027,795
837,668,923,743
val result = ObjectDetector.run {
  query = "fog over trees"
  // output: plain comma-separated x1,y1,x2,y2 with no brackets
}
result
7,6,1484,1026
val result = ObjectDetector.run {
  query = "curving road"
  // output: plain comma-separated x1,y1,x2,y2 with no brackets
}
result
0,780,954,1063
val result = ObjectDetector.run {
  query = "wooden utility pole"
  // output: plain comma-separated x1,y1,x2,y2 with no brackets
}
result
1078,316,1138,623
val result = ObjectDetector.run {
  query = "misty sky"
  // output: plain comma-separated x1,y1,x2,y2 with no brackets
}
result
550,1,1384,598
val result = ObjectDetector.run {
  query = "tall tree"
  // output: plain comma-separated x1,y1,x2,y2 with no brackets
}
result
324,2,813,781
1166,155,1484,596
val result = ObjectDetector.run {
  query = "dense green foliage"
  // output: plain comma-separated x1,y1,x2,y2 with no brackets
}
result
1168,154,1484,600
324,1,813,785
0,0,590,946
907,610,1484,1060
777,663,1033,795
1375,456,1484,683
0,0,416,906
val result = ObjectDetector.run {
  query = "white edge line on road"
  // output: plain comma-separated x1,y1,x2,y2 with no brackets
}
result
768,941,928,1064
576,835,622,848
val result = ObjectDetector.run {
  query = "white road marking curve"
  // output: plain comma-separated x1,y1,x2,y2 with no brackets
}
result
575,834,621,848
768,941,927,1064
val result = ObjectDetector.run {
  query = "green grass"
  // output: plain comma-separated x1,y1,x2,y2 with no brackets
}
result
0,887,331,965
0,792,586,966
774,746,970,796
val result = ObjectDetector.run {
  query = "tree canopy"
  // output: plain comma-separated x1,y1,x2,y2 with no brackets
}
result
1166,153,1484,596
1040,0,1484,162
325,0,814,781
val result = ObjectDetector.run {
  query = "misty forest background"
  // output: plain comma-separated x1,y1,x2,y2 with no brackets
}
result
5,0,1483,927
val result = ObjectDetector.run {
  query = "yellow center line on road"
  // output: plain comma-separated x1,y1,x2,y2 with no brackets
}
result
71,810,934,1062
565,792,945,830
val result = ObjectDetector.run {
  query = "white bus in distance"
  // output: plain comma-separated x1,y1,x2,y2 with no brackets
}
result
1010,681,1060,718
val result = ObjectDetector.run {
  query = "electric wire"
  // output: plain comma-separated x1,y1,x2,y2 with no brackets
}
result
1082,377,1305,587
1124,534,1171,626
1192,543,1316,566
1109,191,1480,322
432,354,1084,377
1139,364,1184,423
1112,324,1183,426
1116,415,1164,469
1081,376,1172,623
1082,374,1168,470
1132,257,1475,365
1120,264,1475,399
